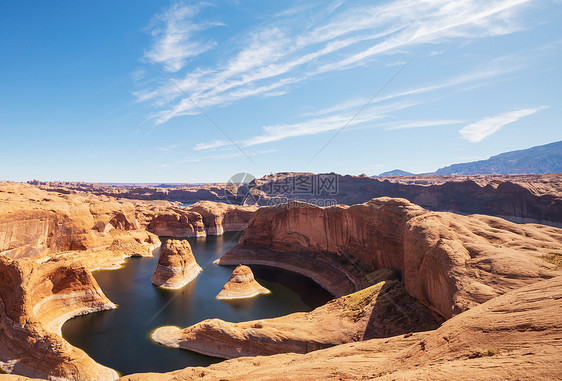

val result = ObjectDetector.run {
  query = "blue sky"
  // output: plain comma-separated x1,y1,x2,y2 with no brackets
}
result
1,0,561,183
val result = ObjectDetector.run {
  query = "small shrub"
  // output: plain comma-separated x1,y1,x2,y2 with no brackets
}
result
542,253,562,267
468,347,499,358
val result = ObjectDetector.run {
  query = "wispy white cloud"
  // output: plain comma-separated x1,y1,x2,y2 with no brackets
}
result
192,62,518,151
460,106,547,142
137,0,533,124
193,140,229,151
131,69,146,82
302,65,513,118
384,119,463,130
194,100,419,150
144,3,220,73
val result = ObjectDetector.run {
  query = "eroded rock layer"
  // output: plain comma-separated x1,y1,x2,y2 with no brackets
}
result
30,173,562,226
141,201,257,238
2,181,561,380
218,198,562,318
151,239,202,289
0,256,118,380
0,182,160,265
215,265,270,300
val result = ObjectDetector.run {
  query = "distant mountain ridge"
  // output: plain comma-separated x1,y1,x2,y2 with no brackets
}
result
378,169,413,177
434,141,562,175
377,141,562,176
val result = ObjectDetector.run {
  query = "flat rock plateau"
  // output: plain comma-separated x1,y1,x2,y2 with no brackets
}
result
0,174,561,380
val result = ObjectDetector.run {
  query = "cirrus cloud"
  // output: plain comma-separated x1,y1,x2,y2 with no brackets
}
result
459,106,548,142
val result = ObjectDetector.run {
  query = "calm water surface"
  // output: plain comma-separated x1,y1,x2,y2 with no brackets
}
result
62,232,332,376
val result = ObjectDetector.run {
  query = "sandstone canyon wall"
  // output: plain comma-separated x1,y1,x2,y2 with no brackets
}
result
0,183,255,380
0,256,118,380
252,173,562,226
218,198,562,319
141,202,256,238
29,173,562,227
1,181,561,380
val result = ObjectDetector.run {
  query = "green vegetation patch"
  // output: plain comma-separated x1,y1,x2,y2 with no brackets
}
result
338,281,385,322
468,347,499,359
542,252,562,268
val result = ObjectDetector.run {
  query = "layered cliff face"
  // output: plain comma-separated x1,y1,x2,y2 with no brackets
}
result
0,183,259,379
145,209,207,237
2,181,561,380
123,276,562,381
152,270,440,359
188,202,257,235
143,202,257,238
215,265,270,300
0,183,165,380
151,239,202,289
0,256,118,380
29,173,562,227
0,183,159,265
28,180,233,203
218,197,562,318
254,173,562,226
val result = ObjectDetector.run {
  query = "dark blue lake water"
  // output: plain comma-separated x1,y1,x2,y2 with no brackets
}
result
61,232,332,376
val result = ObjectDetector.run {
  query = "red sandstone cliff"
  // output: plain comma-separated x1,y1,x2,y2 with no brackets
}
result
142,201,257,238
218,198,562,319
0,183,260,380
1,182,561,380
28,173,562,227
0,256,118,380
253,173,562,226
0,183,159,263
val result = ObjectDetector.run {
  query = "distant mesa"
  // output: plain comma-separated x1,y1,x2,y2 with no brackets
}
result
151,239,202,289
378,169,414,177
216,265,270,300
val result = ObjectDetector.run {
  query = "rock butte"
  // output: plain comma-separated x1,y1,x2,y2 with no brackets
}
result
215,265,270,300
0,179,561,380
151,239,202,289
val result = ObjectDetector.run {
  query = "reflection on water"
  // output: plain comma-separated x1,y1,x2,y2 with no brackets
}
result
62,232,332,376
